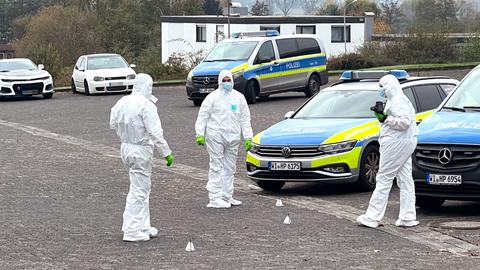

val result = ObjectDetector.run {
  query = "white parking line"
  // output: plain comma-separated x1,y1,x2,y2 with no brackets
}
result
1,118,478,256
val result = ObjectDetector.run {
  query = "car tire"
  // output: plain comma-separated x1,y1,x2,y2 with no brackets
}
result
71,79,77,93
245,80,257,104
304,74,321,97
416,197,445,210
42,92,53,99
257,180,285,191
192,99,203,106
357,144,380,191
84,80,91,96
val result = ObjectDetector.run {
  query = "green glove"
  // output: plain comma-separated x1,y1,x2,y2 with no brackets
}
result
374,112,388,123
245,139,253,151
196,136,205,146
165,154,174,167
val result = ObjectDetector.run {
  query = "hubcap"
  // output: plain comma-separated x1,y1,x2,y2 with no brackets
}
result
364,152,379,185
310,78,319,93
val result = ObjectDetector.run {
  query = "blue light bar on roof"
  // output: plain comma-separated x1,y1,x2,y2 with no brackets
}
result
340,70,409,81
231,30,280,38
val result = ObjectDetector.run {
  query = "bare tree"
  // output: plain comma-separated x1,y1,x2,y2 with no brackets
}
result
301,0,322,14
275,0,297,16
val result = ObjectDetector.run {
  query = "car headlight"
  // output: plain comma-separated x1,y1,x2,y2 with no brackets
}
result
318,140,357,155
187,70,193,83
127,74,136,80
232,70,244,80
94,76,105,81
250,143,260,153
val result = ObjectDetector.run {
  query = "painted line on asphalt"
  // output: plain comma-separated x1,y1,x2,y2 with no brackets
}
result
1,118,478,256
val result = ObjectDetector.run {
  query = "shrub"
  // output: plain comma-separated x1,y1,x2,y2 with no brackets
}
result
328,53,376,70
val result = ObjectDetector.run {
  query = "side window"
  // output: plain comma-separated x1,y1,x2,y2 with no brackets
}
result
276,38,300,59
403,87,418,112
75,57,84,70
254,41,275,65
297,38,321,56
413,85,444,112
440,84,456,96
79,58,86,70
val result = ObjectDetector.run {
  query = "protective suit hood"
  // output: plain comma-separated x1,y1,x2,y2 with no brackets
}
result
133,73,157,103
218,70,234,91
380,74,402,100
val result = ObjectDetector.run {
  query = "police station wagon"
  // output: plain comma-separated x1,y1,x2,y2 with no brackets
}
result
186,31,328,106
246,70,458,192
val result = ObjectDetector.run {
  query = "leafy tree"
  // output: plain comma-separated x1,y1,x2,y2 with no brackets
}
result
204,0,222,15
251,0,272,16
380,0,404,33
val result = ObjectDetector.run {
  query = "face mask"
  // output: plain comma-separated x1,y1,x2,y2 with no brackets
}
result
379,87,386,98
222,82,233,91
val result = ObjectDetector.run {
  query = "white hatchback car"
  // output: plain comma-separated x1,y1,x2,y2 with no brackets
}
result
71,53,136,95
0,58,54,99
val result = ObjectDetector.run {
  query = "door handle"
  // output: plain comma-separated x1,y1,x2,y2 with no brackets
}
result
273,61,280,66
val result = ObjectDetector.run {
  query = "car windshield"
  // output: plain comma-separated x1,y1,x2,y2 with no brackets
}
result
0,60,38,72
294,90,384,118
87,55,129,70
443,68,480,111
204,41,258,62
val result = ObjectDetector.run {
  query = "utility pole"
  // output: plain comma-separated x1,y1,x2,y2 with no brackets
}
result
227,0,231,38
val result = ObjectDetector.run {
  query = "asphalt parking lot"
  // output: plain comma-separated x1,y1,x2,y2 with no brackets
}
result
2,69,480,269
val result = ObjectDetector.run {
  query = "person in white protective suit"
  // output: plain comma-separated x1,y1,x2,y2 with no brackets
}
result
356,74,419,228
110,73,174,242
195,70,253,208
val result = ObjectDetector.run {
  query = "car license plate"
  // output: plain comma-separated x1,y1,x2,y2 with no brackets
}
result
109,82,123,87
22,90,38,95
269,162,301,171
199,88,214,93
427,174,462,185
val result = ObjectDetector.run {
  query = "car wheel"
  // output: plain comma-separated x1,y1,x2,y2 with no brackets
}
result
84,80,91,96
257,180,285,191
245,80,257,104
42,92,53,99
71,79,77,93
357,145,380,191
192,99,203,106
304,74,321,97
416,197,445,210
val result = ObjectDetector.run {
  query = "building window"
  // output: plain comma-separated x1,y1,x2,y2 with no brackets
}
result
196,25,207,42
0,53,4,60
331,26,351,43
215,25,225,42
296,25,316,34
260,25,280,33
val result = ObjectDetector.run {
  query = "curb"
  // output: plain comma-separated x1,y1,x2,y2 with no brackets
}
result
54,80,187,92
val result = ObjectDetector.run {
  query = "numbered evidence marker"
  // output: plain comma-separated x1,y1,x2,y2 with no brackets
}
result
185,239,195,252
283,214,291,225
276,199,284,207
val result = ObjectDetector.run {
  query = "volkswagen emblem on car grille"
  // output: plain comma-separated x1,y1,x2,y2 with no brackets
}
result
203,77,211,85
438,148,453,165
281,147,291,158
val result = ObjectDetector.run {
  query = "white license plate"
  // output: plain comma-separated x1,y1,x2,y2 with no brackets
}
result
199,88,214,93
427,174,462,185
22,90,38,95
269,162,301,171
109,82,123,87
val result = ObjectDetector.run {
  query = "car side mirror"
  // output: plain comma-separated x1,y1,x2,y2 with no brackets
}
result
130,64,136,68
284,111,295,119
38,64,44,70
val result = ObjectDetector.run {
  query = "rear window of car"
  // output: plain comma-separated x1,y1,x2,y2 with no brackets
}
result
297,38,321,55
276,38,299,59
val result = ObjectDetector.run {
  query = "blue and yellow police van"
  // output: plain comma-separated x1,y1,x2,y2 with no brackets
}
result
246,70,458,192
186,31,328,106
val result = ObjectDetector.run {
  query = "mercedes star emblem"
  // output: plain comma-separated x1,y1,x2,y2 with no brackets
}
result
203,77,211,85
438,148,453,165
281,147,291,158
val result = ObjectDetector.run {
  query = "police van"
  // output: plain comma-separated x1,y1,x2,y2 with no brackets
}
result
186,31,328,106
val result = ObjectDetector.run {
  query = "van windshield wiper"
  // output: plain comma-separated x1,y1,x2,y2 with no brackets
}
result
463,106,480,111
442,106,466,112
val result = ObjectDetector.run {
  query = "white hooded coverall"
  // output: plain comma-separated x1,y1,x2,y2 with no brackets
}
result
360,74,419,227
110,74,171,238
195,70,253,201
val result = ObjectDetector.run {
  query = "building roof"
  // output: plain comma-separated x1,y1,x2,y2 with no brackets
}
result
160,15,368,24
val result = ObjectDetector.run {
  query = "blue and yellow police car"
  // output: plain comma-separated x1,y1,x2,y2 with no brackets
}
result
246,70,459,191
186,31,328,106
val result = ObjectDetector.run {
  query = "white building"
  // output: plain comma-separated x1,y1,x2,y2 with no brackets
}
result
161,14,375,63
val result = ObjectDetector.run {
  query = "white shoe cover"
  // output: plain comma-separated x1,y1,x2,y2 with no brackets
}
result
395,219,419,227
123,231,150,242
356,215,379,228
142,227,158,238
207,199,231,208
224,197,242,206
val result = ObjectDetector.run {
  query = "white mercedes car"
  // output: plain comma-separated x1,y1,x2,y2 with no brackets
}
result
0,58,54,99
71,53,136,95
